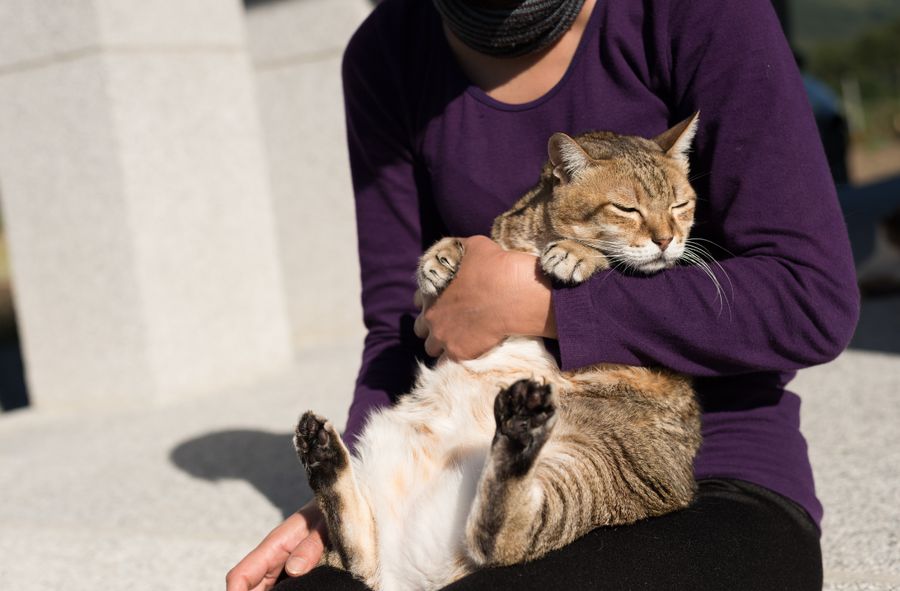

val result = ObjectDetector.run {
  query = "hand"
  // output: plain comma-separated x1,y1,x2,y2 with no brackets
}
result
414,235,556,360
226,501,327,591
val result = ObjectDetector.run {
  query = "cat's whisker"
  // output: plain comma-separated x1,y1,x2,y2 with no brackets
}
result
683,241,736,307
686,237,738,259
688,170,711,183
679,247,733,319
679,251,725,315
605,254,635,273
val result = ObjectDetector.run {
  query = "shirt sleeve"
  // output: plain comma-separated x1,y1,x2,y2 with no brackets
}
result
340,17,427,448
552,0,860,376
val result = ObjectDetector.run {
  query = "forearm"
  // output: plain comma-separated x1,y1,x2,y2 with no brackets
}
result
537,0,860,377
505,252,557,340
552,252,858,375
341,12,436,446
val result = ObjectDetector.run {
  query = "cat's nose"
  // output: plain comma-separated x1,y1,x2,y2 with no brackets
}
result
653,237,673,252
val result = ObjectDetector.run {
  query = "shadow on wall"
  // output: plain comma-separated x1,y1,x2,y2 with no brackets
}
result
0,337,28,411
839,174,900,355
0,280,28,412
170,429,313,519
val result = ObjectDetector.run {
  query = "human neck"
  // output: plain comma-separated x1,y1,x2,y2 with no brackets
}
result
443,0,595,105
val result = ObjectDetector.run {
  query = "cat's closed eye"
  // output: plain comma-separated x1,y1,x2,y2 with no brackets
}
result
610,203,639,214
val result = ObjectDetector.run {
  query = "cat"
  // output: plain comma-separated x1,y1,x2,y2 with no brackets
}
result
294,113,703,591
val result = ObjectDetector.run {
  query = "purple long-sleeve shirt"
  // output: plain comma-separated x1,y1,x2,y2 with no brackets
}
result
341,0,859,527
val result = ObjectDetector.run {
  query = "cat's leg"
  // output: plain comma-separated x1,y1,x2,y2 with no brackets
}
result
294,413,378,584
540,239,608,284
417,237,465,296
466,377,700,567
464,379,558,566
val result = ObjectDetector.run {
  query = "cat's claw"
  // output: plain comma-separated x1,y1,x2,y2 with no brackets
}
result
540,240,602,284
417,238,465,296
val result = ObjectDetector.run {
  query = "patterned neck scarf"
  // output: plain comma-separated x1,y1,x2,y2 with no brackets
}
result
433,0,587,58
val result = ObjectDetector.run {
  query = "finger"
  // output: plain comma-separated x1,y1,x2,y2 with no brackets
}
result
227,552,281,591
227,542,291,591
466,234,493,249
246,569,280,591
284,527,326,577
226,509,314,591
414,289,424,309
424,333,444,358
227,539,288,591
444,345,462,362
414,312,429,339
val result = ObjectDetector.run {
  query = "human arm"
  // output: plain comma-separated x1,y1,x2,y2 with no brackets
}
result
545,0,859,375
420,0,859,375
340,7,434,446
227,10,432,586
414,235,555,359
225,501,326,591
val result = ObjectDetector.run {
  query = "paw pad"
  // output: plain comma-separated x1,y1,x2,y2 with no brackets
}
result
494,379,557,448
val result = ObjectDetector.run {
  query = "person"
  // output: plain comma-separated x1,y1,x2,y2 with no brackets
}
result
226,0,859,589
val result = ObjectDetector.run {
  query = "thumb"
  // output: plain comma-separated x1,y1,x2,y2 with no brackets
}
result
284,524,326,577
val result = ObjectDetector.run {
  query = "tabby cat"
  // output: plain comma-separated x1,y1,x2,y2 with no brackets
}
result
294,113,703,591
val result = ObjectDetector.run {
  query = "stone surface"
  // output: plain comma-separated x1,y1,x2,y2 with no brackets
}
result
796,348,900,586
93,0,246,48
0,0,99,71
0,0,246,74
0,56,154,409
0,341,360,590
824,583,900,591
103,49,293,400
0,0,293,409
247,0,371,350
247,0,369,67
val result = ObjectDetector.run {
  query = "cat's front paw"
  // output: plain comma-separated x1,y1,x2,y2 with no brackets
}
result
541,240,606,284
417,237,465,296
294,412,347,490
493,379,557,477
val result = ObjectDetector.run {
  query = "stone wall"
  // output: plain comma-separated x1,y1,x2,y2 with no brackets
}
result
245,0,371,353
0,0,296,409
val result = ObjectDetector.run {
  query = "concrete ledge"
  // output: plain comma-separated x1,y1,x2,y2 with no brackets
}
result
794,348,900,589
1,337,898,589
0,339,361,589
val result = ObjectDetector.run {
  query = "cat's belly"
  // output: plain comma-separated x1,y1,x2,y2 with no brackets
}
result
351,337,560,591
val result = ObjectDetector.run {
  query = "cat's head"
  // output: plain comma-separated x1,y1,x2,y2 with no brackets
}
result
546,113,700,274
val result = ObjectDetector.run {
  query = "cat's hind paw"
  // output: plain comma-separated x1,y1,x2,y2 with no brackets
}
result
417,237,465,296
294,412,347,490
493,379,557,477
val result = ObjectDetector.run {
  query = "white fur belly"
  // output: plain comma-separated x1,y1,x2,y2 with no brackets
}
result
351,338,560,591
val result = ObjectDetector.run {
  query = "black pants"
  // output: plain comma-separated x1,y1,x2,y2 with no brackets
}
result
273,479,822,590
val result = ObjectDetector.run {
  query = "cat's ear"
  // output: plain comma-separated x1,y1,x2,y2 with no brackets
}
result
548,132,592,184
653,111,700,172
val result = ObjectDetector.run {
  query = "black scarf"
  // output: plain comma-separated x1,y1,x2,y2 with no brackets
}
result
433,0,586,58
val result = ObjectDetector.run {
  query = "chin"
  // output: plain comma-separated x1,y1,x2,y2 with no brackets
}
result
636,260,667,274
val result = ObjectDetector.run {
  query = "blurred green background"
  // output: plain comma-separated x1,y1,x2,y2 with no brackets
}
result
793,0,900,180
